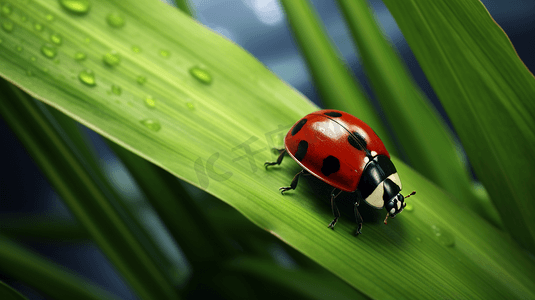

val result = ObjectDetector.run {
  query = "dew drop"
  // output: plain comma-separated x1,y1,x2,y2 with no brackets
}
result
41,43,57,58
16,46,23,52
1,3,13,16
431,225,455,247
140,119,161,132
111,84,122,95
33,22,44,31
144,96,156,108
78,69,96,86
189,66,212,85
50,33,62,45
106,12,125,28
103,50,120,67
136,76,146,85
404,202,414,212
74,51,86,61
30,56,37,62
2,21,14,32
84,37,91,43
132,45,141,53
159,49,170,57
59,0,91,15
46,14,55,22
186,102,195,110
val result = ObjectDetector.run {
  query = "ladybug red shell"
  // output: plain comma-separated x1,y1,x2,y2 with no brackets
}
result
266,109,414,235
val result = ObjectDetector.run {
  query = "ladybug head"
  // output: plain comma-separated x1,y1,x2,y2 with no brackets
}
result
384,191,415,224
384,193,406,219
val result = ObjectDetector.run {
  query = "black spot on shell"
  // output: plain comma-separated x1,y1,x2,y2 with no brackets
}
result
324,111,342,117
291,119,307,136
348,131,367,151
295,140,308,161
321,156,340,176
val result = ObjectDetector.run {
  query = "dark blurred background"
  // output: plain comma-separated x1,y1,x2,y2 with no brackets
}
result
1,0,533,299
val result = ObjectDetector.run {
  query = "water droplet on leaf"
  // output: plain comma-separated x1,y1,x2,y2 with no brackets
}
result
431,225,455,247
1,3,13,16
404,202,414,212
106,12,125,28
79,69,96,86
33,22,44,31
111,85,121,95
140,119,161,132
16,46,23,52
2,21,14,32
103,50,120,67
46,14,55,22
74,52,86,61
186,102,195,110
50,33,62,45
132,45,141,53
144,96,156,108
189,66,212,85
160,49,170,57
136,76,146,85
41,43,57,58
59,0,91,15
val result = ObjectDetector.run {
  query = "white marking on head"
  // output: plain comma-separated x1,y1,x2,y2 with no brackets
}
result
390,208,396,214
397,200,402,210
364,156,370,164
387,172,402,190
365,181,384,209
371,150,377,157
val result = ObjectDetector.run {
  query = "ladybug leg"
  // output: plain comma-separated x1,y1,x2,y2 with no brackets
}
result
327,188,343,230
353,198,363,236
264,149,287,169
279,169,307,194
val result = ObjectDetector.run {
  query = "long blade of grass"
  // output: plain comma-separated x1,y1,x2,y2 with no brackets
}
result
105,141,237,264
0,235,117,300
0,280,28,300
0,215,88,240
381,0,535,253
1,0,535,298
278,0,396,153
0,80,179,300
334,0,500,224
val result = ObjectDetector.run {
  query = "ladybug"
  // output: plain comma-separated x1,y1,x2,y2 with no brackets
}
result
265,109,415,235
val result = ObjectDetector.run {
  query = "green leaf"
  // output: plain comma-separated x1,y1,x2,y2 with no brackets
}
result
0,280,28,300
381,0,535,253
333,0,498,223
0,79,179,300
278,0,396,153
0,235,117,300
1,0,535,298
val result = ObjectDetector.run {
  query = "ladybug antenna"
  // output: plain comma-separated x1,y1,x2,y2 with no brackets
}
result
404,191,416,198
383,213,389,225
